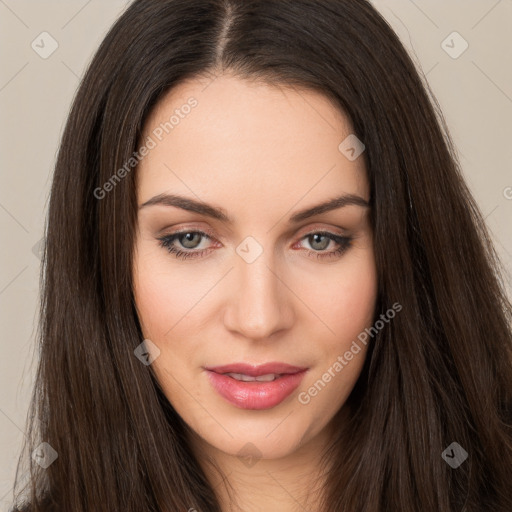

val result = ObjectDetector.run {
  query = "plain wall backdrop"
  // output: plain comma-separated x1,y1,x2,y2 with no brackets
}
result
0,0,511,507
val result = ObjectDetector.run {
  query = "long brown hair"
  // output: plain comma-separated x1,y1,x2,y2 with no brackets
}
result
10,0,512,510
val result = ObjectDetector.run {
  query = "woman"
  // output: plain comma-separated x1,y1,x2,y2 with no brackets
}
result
10,0,512,511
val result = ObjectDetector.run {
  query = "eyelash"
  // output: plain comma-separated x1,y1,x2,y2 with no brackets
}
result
157,229,353,261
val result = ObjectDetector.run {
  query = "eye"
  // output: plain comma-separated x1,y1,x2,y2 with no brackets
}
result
295,231,353,260
157,230,353,260
157,230,213,260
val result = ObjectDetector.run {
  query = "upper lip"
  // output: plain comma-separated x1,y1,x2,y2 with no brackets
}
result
204,362,308,377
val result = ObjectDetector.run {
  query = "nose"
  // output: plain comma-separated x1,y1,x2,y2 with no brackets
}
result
222,247,294,341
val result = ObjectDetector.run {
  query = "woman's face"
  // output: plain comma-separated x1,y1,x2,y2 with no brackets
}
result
133,73,377,460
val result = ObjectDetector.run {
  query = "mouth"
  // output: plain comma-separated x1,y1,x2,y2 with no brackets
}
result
203,362,308,410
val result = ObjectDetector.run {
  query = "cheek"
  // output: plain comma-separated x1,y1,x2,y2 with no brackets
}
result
132,258,199,403
133,248,208,339
298,249,378,345
297,256,377,417
133,272,171,339
336,263,378,331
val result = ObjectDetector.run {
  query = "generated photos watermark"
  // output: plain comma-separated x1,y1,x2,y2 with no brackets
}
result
94,97,198,200
298,302,403,405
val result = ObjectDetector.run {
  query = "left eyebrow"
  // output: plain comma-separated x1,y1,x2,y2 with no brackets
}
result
289,193,370,223
138,193,369,224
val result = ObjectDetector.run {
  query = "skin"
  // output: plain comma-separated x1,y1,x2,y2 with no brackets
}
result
133,72,378,511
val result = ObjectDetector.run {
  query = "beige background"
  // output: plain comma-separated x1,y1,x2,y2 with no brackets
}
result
0,0,511,507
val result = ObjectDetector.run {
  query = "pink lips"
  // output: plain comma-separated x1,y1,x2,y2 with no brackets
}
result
204,362,308,410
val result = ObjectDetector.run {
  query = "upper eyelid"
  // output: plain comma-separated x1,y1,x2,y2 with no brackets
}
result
164,222,349,238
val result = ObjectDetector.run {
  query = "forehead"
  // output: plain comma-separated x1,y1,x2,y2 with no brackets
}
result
137,74,368,214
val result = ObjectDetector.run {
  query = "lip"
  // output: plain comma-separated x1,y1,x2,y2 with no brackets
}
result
204,362,308,410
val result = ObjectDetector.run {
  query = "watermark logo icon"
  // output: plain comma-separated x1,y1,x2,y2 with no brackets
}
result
442,442,468,469
134,339,161,365
441,31,468,59
236,236,264,264
338,134,365,161
31,32,59,59
32,442,58,469
32,237,44,260
237,442,262,468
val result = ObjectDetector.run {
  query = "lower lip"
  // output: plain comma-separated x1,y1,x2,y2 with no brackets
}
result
206,370,307,410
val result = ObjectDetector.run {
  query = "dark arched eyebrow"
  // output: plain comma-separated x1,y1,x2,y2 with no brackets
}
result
138,193,369,224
